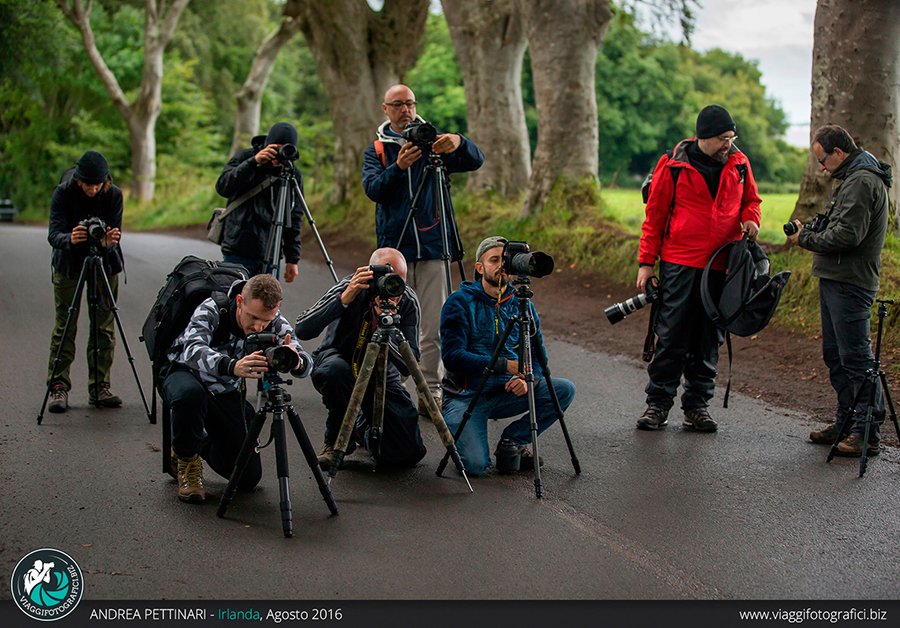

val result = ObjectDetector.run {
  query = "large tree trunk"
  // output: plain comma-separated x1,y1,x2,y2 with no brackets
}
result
294,0,429,205
55,0,190,202
442,0,530,196
519,0,614,219
230,2,303,156
792,0,900,229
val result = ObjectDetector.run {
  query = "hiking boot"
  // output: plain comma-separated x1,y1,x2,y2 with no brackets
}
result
835,434,881,457
176,454,205,503
683,407,718,432
89,383,123,408
809,423,843,445
518,445,544,471
317,444,335,471
636,406,669,430
48,384,68,414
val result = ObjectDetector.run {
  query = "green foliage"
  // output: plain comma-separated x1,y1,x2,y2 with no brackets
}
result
406,14,468,134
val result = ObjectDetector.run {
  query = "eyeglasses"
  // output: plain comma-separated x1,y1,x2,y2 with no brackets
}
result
385,100,417,110
817,151,831,165
718,135,738,144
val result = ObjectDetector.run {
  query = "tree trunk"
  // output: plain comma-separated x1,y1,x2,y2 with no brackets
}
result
294,0,429,205
792,0,900,229
230,3,303,156
442,0,530,197
518,0,613,219
55,0,190,202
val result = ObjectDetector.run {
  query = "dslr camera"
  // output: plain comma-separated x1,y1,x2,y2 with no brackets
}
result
401,121,438,152
605,280,659,325
369,264,406,300
244,332,307,375
784,213,829,236
78,217,108,241
502,241,554,278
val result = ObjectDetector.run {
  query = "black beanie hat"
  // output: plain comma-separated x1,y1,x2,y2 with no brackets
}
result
696,105,735,139
74,150,109,185
264,122,298,147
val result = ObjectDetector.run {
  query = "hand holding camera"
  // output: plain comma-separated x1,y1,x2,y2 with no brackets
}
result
73,217,119,247
239,332,305,378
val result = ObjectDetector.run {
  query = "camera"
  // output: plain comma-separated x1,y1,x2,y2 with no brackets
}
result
78,217,108,241
244,332,306,374
604,281,659,325
401,120,438,150
502,241,554,278
784,213,829,236
277,143,299,162
369,264,406,300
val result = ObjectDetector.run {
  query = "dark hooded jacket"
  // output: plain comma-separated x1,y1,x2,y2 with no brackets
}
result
799,148,892,291
48,167,123,278
215,135,304,264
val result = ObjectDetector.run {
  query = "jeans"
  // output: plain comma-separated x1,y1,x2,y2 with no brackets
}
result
442,377,576,475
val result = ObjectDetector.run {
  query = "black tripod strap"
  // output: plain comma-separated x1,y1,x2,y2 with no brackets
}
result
723,332,732,408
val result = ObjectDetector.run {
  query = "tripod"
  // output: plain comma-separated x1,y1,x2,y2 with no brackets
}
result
264,162,339,283
326,303,473,492
436,277,581,498
826,298,899,477
217,373,338,537
397,152,466,295
38,244,151,424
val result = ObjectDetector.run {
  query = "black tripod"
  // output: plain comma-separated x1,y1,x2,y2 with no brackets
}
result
397,152,466,295
217,373,338,537
38,244,151,424
826,298,899,477
436,277,581,498
264,162,338,283
326,303,473,492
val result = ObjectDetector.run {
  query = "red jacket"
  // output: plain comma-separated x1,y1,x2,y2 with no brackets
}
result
638,139,761,270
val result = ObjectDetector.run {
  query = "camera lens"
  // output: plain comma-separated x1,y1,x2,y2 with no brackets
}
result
266,346,300,373
375,273,406,298
783,221,798,236
277,143,298,161
507,251,554,278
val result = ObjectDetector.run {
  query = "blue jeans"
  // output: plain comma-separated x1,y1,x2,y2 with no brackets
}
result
442,378,576,475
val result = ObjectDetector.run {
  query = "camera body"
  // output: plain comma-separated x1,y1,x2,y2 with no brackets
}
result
401,121,438,152
369,264,406,300
604,281,659,325
501,241,554,278
244,332,304,374
783,213,829,236
78,217,108,241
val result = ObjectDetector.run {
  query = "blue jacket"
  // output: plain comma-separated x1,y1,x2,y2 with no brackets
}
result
440,279,545,396
362,121,484,262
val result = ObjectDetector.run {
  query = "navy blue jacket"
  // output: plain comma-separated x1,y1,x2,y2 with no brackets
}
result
362,122,484,262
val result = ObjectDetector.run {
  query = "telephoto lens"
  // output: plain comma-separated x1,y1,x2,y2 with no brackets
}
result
783,221,799,236
604,282,659,325
495,439,521,474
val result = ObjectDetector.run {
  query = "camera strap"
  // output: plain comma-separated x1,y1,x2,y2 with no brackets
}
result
642,301,660,363
220,176,277,221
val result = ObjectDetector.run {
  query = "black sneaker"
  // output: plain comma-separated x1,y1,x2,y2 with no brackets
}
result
683,407,718,432
636,406,669,430
809,423,843,444
48,384,68,414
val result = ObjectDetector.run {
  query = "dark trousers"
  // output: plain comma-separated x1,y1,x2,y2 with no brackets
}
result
819,278,884,441
311,348,426,467
223,254,265,277
646,261,725,411
161,368,262,489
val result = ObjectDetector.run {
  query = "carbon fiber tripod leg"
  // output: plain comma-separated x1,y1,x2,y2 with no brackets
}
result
217,405,268,519
328,340,380,481
286,406,338,515
532,338,580,474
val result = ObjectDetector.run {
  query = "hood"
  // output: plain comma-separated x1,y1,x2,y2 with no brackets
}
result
375,116,426,146
459,279,513,304
834,148,893,188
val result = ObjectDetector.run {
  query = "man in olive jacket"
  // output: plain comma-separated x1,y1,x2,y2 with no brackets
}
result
787,124,891,457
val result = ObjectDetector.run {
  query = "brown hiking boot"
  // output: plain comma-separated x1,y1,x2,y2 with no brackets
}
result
317,444,335,471
89,383,122,408
636,406,669,430
683,407,718,432
809,423,843,445
176,454,205,503
48,384,68,414
518,445,544,471
835,434,881,457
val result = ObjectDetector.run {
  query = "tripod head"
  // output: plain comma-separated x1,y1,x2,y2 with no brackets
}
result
374,299,401,329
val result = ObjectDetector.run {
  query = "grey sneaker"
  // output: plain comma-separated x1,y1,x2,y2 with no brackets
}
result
89,383,122,408
683,407,718,432
48,384,68,414
636,406,669,430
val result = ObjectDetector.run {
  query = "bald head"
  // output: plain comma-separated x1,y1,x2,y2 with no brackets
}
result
382,84,417,133
369,247,408,280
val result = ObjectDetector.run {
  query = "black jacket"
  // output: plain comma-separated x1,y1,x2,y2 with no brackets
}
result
215,135,304,264
48,168,123,278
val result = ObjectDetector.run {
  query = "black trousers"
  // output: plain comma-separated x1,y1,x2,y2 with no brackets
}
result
646,261,725,412
161,367,262,489
311,348,426,467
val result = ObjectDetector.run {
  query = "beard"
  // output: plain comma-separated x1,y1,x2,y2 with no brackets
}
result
712,151,728,164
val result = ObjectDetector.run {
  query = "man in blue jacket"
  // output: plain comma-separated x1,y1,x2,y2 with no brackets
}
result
440,236,576,476
362,85,484,415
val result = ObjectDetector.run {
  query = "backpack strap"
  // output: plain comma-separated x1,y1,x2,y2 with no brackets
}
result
210,291,232,348
374,140,387,168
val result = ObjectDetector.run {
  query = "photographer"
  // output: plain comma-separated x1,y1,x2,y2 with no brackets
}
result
294,248,427,471
46,150,123,413
216,122,304,281
787,124,891,457
362,84,484,417
636,105,761,433
439,237,576,476
161,274,312,503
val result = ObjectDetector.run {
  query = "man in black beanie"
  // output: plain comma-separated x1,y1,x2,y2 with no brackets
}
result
216,122,304,281
46,149,124,413
634,105,762,434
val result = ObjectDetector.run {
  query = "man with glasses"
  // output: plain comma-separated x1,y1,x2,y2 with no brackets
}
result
635,105,761,433
786,124,891,457
362,84,484,416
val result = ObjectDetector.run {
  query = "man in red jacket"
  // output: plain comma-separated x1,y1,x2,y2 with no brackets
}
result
635,105,761,433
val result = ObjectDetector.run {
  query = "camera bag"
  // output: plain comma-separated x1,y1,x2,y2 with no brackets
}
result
207,176,276,244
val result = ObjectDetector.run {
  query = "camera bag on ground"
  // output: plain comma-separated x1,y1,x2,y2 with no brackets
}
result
700,233,791,406
207,176,276,244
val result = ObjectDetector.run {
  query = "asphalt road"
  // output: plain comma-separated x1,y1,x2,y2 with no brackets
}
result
1,224,898,603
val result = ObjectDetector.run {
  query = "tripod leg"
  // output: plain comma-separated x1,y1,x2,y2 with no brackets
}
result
858,375,881,478
217,406,268,519
370,346,388,462
826,381,867,463
270,409,293,538
520,320,544,499
329,341,380,480
532,341,580,474
87,262,102,407
292,179,338,283
286,406,338,515
880,372,900,438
